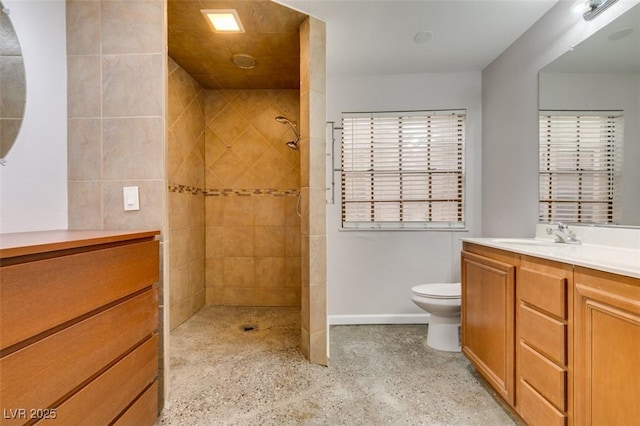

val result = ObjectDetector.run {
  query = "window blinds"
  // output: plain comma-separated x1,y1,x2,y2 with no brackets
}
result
341,110,465,229
539,112,623,224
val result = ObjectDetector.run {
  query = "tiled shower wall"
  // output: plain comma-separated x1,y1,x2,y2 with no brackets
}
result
204,89,301,307
167,58,205,330
300,17,327,364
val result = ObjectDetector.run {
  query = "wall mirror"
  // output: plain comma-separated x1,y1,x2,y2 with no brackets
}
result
538,3,640,227
0,1,26,164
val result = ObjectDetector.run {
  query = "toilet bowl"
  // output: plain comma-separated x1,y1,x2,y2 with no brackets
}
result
411,283,461,352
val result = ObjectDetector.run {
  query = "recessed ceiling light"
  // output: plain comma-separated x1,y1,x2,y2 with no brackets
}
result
201,9,245,33
608,27,634,41
414,31,433,44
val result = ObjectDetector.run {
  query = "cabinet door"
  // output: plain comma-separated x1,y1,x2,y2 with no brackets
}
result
461,250,516,405
574,268,640,426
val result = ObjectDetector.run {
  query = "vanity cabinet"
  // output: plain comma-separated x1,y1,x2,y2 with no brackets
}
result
461,245,517,405
462,241,640,426
573,267,640,425
0,230,160,426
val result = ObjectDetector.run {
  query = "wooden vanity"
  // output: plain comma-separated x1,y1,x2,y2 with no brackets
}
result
461,241,640,426
0,230,160,426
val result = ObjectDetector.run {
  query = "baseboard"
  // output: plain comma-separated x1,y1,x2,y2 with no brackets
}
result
328,314,430,325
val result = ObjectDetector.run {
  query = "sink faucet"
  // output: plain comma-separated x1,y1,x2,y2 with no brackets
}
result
546,222,581,245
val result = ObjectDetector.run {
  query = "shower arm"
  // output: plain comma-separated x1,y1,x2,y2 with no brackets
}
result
275,116,300,142
283,121,300,143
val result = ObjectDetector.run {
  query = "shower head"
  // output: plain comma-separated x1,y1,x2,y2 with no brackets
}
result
275,116,291,125
275,116,300,150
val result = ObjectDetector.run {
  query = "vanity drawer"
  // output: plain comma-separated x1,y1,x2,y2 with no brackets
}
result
519,304,566,365
0,240,159,350
519,266,567,319
113,381,159,426
35,335,158,425
519,342,566,411
519,379,567,426
0,289,157,424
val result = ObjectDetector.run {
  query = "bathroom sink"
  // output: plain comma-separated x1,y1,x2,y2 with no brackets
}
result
491,238,556,246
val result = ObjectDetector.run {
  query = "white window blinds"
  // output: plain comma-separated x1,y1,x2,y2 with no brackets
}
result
341,110,465,229
539,111,623,224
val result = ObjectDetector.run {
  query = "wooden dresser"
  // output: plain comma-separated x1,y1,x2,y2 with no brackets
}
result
0,230,160,426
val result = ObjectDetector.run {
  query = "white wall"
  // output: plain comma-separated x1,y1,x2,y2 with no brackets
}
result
540,72,640,225
481,0,640,237
0,0,67,233
326,72,482,321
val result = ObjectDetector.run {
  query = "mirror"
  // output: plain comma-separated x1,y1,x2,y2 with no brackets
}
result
0,1,26,164
538,3,640,227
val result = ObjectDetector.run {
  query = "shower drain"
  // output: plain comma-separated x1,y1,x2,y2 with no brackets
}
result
241,325,258,332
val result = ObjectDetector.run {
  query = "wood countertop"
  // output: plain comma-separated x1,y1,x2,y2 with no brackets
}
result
0,230,160,260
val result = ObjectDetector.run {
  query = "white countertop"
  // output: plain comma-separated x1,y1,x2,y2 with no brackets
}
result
461,225,640,279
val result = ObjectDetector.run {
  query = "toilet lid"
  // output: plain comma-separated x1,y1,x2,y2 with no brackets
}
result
412,283,461,298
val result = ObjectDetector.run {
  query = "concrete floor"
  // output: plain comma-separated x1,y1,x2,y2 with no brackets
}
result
158,306,515,425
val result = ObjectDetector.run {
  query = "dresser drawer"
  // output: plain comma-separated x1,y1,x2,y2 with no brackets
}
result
519,379,567,426
0,290,157,424
34,335,158,425
519,304,566,365
1,240,159,350
519,266,567,318
113,381,159,426
519,342,566,411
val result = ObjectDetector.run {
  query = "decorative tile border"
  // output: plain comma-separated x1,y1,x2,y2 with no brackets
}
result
168,184,204,195
169,184,299,197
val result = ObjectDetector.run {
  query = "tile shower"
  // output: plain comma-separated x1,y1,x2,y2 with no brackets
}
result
168,58,302,329
167,16,327,364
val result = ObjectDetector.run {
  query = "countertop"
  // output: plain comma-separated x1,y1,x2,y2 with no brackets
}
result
0,229,160,259
462,237,640,279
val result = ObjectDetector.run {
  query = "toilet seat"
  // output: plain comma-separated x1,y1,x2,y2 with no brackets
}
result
411,283,460,299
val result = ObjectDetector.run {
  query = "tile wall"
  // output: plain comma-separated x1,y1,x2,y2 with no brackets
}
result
65,0,168,408
66,0,166,232
167,58,206,329
300,17,327,365
204,89,302,307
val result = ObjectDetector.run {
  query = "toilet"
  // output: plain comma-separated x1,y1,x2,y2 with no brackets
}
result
410,283,461,352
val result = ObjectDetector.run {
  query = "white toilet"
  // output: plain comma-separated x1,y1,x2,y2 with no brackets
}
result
410,283,461,352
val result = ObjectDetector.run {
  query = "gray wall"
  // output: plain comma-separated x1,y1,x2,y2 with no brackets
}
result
326,72,482,321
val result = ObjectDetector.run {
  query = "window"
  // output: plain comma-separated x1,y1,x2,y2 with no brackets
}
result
341,110,465,229
539,111,623,224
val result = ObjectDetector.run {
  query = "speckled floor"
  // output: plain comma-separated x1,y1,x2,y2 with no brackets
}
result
158,306,515,425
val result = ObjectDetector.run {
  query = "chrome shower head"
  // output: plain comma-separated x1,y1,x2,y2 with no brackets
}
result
275,116,300,150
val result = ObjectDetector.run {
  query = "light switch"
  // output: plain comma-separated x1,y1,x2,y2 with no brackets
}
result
123,186,140,211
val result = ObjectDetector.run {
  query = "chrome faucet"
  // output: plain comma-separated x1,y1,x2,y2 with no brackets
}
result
546,222,581,245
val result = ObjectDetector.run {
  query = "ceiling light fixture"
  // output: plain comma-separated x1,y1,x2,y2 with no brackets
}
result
201,9,245,33
579,0,619,21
